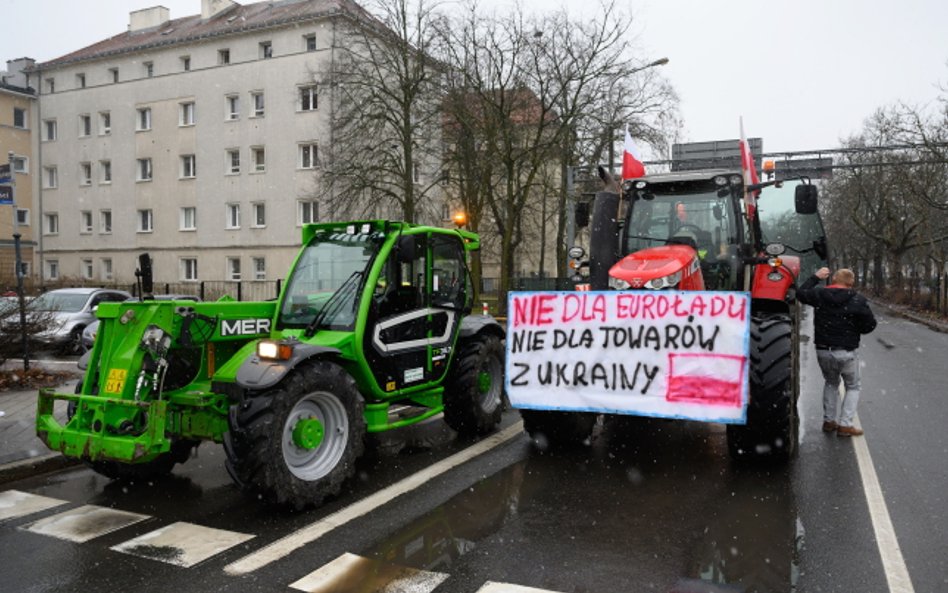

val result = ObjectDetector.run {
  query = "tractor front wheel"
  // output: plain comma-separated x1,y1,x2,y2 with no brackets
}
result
727,314,798,463
224,360,365,510
521,410,598,451
443,333,504,436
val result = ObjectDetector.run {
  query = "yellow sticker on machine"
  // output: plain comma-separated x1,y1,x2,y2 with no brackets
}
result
105,368,127,394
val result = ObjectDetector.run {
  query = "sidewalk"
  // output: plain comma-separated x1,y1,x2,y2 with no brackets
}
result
0,360,80,483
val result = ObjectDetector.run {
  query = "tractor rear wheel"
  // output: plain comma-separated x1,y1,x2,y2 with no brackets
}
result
443,333,504,436
521,410,598,451
224,360,365,510
727,314,798,463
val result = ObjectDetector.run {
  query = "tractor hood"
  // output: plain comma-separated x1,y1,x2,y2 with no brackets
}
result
608,244,700,290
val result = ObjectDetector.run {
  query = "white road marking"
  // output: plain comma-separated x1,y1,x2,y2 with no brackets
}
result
225,421,525,575
476,582,566,593
851,412,915,593
21,504,149,543
0,490,68,522
289,552,448,593
111,521,255,568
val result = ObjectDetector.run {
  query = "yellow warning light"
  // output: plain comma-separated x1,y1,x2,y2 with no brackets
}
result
762,160,775,173
452,211,468,227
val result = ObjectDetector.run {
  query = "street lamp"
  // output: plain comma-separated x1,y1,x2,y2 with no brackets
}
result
607,57,669,174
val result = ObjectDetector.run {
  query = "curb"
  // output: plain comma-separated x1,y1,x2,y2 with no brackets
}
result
0,452,80,485
869,299,948,334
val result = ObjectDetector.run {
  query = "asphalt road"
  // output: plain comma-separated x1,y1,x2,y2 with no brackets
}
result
0,306,945,593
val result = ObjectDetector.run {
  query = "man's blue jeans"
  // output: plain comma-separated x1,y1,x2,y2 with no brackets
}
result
816,349,861,427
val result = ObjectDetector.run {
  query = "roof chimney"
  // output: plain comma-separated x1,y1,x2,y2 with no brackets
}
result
202,0,237,20
129,6,171,33
3,58,35,89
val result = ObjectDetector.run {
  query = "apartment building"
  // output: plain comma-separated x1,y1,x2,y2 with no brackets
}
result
0,59,36,287
27,0,414,286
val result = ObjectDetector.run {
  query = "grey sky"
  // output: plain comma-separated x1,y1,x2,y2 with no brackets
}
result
2,0,946,155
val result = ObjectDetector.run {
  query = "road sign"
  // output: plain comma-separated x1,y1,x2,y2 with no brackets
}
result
0,185,12,204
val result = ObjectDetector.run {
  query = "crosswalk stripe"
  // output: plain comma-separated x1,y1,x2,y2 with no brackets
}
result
225,421,524,575
476,582,566,593
111,521,255,568
21,504,150,543
0,490,68,522
288,552,448,593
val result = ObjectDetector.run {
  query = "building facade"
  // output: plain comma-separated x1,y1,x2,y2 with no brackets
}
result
27,0,421,287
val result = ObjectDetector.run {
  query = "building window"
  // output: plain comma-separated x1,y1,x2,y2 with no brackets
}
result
79,114,91,137
137,107,152,131
181,258,198,281
45,78,55,93
13,107,26,129
100,160,112,183
45,260,59,281
44,119,57,141
299,143,318,169
218,49,230,65
252,146,266,172
251,91,264,117
180,207,197,231
299,85,318,111
253,257,266,280
304,33,317,51
45,213,59,234
259,41,272,59
251,202,266,227
109,67,119,83
181,154,196,179
181,56,191,71
99,111,111,135
179,101,195,126
44,166,58,189
15,208,29,226
298,200,318,225
81,259,94,280
11,155,28,174
137,158,153,181
138,209,154,233
80,211,93,233
226,203,240,229
80,162,92,186
101,258,113,281
76,73,86,89
226,149,240,174
144,61,154,78
227,257,241,281
226,94,240,120
100,210,112,234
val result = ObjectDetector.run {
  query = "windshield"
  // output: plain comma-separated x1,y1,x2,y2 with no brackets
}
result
279,230,379,331
29,292,88,313
625,186,738,259
758,181,827,274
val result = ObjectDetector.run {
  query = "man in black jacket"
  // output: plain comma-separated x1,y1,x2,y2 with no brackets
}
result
797,267,877,437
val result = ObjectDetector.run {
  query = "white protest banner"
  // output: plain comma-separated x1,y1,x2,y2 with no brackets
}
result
506,290,751,424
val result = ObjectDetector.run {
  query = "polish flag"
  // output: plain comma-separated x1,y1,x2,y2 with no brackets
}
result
739,117,759,219
622,125,646,180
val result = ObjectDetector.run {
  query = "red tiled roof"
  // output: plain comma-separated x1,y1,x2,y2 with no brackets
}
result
34,0,374,70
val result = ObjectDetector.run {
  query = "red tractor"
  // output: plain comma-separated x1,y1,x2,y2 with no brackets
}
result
519,166,828,461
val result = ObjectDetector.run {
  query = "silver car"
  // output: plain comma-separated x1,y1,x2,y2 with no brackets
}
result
21,288,131,354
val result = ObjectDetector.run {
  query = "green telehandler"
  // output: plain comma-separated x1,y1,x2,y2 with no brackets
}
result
37,221,505,510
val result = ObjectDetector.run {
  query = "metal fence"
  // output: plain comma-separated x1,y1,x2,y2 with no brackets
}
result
0,274,282,302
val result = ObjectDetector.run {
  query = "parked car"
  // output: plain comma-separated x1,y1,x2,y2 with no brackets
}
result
9,288,131,355
81,294,201,351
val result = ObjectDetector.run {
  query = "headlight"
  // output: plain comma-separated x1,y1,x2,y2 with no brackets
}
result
257,339,293,361
609,277,631,290
646,271,682,290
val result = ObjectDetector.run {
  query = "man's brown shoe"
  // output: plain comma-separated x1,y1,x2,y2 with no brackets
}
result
837,425,864,437
822,421,838,433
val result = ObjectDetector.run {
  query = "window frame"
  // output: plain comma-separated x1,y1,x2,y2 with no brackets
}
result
251,146,266,172
99,111,111,135
180,206,197,231
251,202,266,228
253,256,266,280
44,166,58,189
179,101,195,126
227,257,242,281
99,159,112,184
181,154,197,179
250,91,265,118
101,258,113,281
43,119,57,141
259,41,273,59
45,212,59,235
226,149,240,175
218,49,230,65
137,158,153,182
225,94,240,120
80,162,92,186
299,142,318,169
137,209,154,233
13,107,27,129
137,107,152,131
298,200,318,225
100,210,113,234
299,85,318,111
226,203,241,229
80,210,93,234
181,257,199,281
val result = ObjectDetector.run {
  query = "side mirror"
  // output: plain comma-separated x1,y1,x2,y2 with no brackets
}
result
396,235,416,264
575,201,590,229
813,236,828,260
795,184,818,214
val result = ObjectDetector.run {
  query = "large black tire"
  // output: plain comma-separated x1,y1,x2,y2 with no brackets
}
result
443,333,504,436
224,360,365,510
521,409,598,451
727,314,798,463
